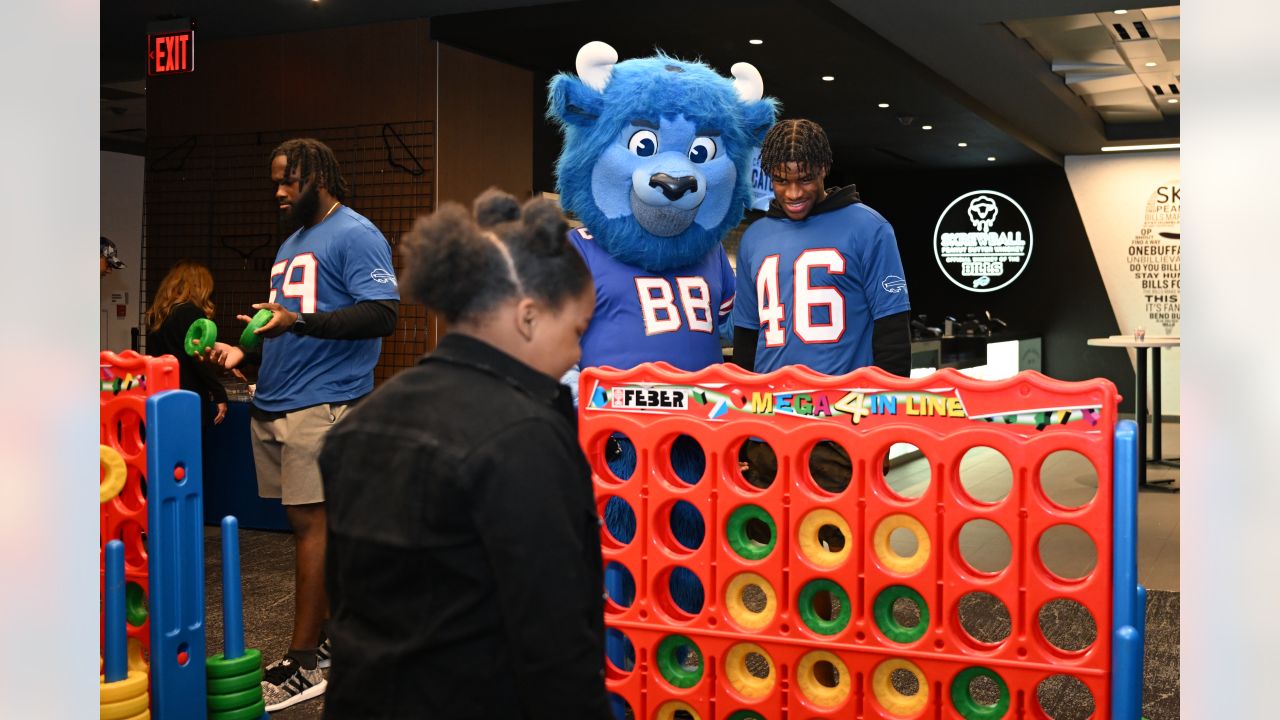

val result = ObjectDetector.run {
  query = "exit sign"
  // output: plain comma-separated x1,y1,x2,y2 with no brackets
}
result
148,30,194,75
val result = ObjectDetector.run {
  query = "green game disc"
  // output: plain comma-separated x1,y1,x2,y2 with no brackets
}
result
950,666,1010,719
206,687,262,712
656,634,704,688
873,585,930,643
238,308,274,349
184,318,217,356
797,578,852,635
206,648,262,678
205,665,262,695
725,505,777,561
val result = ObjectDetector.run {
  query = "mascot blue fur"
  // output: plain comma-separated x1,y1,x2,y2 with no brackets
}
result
547,42,776,633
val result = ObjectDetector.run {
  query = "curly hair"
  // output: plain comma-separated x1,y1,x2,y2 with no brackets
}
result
402,188,590,323
146,260,216,331
760,119,832,178
271,138,349,201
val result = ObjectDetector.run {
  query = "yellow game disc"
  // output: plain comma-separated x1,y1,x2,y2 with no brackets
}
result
871,658,929,716
100,689,149,720
724,643,776,700
796,650,852,709
99,670,148,704
724,572,777,630
128,638,148,672
655,700,701,720
872,513,931,574
122,712,150,720
100,445,127,504
797,508,852,569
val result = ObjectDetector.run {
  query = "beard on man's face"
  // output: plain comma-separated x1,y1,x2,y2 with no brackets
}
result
279,180,321,232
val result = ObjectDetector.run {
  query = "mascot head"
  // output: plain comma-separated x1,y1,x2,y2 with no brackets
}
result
548,41,777,272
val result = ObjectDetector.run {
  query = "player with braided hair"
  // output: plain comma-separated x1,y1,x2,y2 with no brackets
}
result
733,119,911,490
318,189,608,718
733,118,911,376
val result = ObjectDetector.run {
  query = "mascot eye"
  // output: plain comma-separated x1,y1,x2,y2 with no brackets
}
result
628,129,659,157
688,137,717,164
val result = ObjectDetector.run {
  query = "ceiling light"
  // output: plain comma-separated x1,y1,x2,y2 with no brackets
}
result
957,142,968,148
821,76,835,82
1100,143,1181,152
749,39,763,45
1168,98,1179,104
987,156,996,162
921,124,933,130
1114,9,1129,14
1144,61,1158,67
877,102,890,108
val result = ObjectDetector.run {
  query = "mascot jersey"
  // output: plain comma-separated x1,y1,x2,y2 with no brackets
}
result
254,206,400,412
733,192,910,375
571,226,735,371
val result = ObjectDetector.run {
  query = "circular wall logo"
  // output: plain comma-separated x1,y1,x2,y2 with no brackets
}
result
933,189,1033,293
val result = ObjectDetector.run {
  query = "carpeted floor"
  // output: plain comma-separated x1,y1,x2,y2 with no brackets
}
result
206,528,1179,718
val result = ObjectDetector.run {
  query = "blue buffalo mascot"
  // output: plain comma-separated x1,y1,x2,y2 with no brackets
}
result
547,42,777,636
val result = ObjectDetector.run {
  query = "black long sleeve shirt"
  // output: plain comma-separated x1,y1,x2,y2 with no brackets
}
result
147,302,229,404
318,333,611,719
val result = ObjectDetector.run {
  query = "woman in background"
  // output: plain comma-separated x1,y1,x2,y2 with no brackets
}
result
145,260,229,425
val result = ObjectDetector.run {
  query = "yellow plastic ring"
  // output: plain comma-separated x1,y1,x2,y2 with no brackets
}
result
100,445,127,504
796,650,852,709
871,658,929,716
655,701,701,720
724,643,776,700
99,670,148,704
128,637,148,672
872,513,931,574
797,508,853,569
100,689,149,720
122,712,150,720
724,572,777,630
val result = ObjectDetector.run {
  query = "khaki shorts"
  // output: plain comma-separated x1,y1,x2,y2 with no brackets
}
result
250,402,353,506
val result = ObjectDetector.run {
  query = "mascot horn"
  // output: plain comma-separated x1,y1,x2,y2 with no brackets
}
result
547,42,777,635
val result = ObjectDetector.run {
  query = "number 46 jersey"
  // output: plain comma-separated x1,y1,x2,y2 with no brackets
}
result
570,227,735,371
732,202,910,375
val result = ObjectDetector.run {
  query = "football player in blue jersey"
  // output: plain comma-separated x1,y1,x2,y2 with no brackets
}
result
206,138,399,712
732,119,912,489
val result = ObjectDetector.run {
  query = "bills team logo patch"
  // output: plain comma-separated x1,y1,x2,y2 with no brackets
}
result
370,268,397,285
881,275,907,293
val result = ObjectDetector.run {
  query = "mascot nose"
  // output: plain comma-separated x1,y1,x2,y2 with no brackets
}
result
648,173,699,202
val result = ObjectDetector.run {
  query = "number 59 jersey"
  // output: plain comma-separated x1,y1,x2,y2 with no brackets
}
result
570,227,736,372
254,206,400,412
732,202,910,375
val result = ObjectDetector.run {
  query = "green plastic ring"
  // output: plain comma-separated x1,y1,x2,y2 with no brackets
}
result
184,318,218,356
873,585,930,643
206,649,262,678
797,578,852,635
125,582,147,627
238,308,274,350
727,712,766,720
206,666,263,695
950,666,1011,719
208,699,266,720
726,504,777,561
656,634,704,689
207,687,263,712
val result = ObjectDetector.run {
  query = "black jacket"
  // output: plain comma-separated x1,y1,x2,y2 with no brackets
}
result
318,333,610,719
147,302,229,404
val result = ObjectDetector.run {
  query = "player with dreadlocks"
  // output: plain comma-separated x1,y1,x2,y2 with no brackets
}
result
205,137,400,711
731,119,911,489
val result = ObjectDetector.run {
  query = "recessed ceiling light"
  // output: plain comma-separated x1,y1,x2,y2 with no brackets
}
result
821,76,835,82
877,102,890,108
1144,61,1158,67
1101,143,1180,152
1114,9,1129,14
957,142,968,148
987,156,996,162
1168,98,1179,104
921,124,933,130
749,39,764,45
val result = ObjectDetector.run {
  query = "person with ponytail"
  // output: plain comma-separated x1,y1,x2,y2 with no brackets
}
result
317,188,608,719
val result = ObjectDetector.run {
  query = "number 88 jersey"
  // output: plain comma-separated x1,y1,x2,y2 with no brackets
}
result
732,202,910,375
570,227,736,372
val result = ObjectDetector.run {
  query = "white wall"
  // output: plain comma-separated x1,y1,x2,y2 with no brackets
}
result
1065,151,1180,415
100,151,144,352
